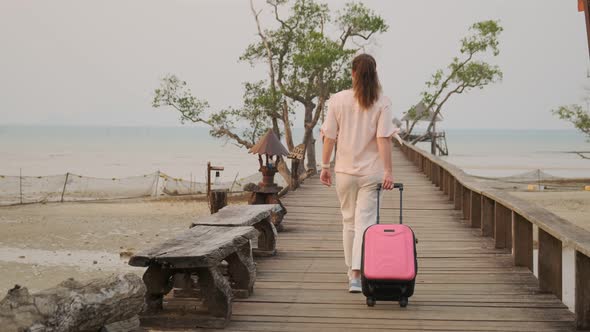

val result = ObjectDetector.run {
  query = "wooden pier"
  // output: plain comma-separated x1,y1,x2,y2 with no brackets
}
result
148,145,588,331
221,147,579,331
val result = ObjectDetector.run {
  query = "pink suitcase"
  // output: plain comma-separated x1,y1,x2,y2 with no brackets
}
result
361,183,418,307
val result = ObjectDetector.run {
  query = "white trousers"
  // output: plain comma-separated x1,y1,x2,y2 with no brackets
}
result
335,172,382,271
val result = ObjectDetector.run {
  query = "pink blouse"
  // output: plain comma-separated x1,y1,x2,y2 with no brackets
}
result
321,89,399,176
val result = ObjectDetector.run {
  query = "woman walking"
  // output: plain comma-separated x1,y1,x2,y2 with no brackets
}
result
320,53,398,293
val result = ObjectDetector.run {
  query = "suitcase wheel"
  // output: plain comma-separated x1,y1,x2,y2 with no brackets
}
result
399,297,408,308
366,297,376,307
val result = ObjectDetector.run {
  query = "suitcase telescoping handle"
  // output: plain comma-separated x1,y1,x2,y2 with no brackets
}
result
376,183,404,225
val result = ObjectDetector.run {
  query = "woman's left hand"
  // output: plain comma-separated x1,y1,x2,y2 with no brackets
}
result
382,171,394,190
320,168,332,187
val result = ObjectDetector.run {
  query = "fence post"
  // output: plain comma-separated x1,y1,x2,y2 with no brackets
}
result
230,172,239,192
60,172,70,203
19,168,23,204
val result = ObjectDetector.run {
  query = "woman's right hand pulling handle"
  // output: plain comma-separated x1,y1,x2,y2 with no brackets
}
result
382,171,394,190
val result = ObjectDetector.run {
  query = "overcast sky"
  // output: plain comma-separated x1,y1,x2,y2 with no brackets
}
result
0,0,588,129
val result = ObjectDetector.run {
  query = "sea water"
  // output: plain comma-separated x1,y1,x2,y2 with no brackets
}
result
421,129,589,178
1,126,589,181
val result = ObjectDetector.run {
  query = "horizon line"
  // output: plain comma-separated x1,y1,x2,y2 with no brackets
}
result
0,123,580,131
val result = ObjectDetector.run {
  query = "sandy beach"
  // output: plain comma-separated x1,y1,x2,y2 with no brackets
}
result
510,191,590,232
0,196,246,294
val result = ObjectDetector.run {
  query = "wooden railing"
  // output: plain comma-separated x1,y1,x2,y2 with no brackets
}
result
400,143,590,330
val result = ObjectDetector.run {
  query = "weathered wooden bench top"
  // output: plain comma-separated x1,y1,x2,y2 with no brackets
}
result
129,225,258,268
190,204,281,257
190,204,282,227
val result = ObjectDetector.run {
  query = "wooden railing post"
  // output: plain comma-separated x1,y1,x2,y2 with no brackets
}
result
432,163,438,186
513,213,533,271
576,251,590,329
448,175,455,202
454,181,462,210
481,196,495,237
538,229,562,300
470,192,481,228
462,187,471,221
494,203,512,250
434,165,440,188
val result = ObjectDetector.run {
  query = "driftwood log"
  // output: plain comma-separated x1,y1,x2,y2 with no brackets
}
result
0,273,145,332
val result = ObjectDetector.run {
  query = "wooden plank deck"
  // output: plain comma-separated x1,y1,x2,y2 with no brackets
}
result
152,147,576,331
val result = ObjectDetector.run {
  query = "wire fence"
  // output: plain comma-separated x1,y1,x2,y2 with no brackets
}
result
0,171,282,206
472,169,589,191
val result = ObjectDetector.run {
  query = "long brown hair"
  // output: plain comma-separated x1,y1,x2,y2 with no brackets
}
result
352,54,381,110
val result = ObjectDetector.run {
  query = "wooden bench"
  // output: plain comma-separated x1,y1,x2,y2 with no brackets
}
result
191,204,282,257
128,225,258,329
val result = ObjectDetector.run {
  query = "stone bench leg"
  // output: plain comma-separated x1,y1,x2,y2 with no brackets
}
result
194,266,233,328
142,264,174,313
253,219,277,257
226,242,256,298
140,265,232,329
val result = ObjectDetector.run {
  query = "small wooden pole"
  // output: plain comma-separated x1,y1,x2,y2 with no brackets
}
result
60,172,70,203
538,229,562,299
207,162,211,196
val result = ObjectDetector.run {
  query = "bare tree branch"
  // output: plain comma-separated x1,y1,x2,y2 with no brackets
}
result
405,52,475,140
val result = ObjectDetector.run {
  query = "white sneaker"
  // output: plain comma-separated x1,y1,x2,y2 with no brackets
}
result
349,278,362,293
